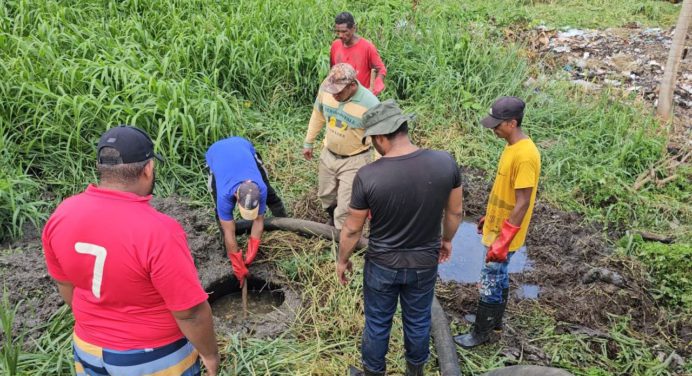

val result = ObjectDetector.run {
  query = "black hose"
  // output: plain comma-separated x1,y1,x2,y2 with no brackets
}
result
235,217,368,249
431,296,462,376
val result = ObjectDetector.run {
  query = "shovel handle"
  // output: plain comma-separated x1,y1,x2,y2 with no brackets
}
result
242,279,248,319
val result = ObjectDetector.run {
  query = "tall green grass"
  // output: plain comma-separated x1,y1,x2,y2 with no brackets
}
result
0,292,22,375
1,0,688,242
0,302,74,375
447,0,681,29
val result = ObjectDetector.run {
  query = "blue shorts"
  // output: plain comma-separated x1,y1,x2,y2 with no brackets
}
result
73,332,201,376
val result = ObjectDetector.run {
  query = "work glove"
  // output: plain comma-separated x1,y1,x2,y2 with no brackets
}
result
477,216,485,234
244,236,261,266
228,251,248,286
372,75,385,96
485,220,521,263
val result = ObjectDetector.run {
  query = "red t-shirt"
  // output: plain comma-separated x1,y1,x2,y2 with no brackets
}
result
42,185,208,350
330,38,387,89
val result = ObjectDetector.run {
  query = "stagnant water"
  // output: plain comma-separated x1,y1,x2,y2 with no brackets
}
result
515,284,540,299
208,276,285,322
438,220,540,298
212,289,284,322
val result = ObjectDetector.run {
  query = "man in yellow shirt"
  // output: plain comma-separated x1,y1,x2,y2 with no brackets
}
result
454,96,541,348
303,63,380,230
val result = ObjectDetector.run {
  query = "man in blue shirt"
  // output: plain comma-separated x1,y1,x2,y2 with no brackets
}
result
206,137,287,285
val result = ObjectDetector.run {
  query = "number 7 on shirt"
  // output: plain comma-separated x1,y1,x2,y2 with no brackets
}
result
75,242,107,299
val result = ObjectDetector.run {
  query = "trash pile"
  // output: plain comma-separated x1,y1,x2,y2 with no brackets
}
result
521,25,691,131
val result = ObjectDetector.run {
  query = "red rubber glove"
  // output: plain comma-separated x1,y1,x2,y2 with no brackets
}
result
228,251,248,287
244,236,261,265
477,216,486,234
372,75,385,96
485,220,521,263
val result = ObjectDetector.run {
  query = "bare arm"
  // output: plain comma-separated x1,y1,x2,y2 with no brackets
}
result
55,280,74,307
219,219,239,253
442,186,464,241
337,207,369,285
172,301,219,375
439,186,464,263
250,215,264,240
507,187,532,226
338,208,368,263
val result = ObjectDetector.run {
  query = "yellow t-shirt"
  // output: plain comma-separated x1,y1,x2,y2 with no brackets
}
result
481,138,541,251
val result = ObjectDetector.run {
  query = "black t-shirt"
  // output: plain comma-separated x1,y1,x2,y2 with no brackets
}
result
350,149,461,268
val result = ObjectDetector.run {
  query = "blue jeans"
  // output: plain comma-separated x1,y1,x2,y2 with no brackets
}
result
479,251,514,304
362,260,438,373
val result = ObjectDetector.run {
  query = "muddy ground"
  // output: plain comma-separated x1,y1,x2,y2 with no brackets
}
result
0,165,688,371
437,167,690,369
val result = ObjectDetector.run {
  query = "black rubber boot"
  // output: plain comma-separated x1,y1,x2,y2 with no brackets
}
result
405,360,424,376
364,368,385,376
268,201,288,217
348,365,385,376
463,288,509,331
325,204,336,226
453,300,505,348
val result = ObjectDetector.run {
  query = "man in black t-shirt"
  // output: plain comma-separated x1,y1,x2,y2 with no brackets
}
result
337,100,464,376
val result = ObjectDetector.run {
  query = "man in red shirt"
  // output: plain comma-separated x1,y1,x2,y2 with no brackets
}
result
331,12,387,96
42,125,219,376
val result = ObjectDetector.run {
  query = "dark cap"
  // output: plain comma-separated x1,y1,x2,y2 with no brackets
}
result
361,99,415,142
481,96,525,128
97,125,164,165
320,63,358,94
236,180,260,220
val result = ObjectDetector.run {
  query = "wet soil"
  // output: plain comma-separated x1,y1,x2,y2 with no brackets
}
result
207,272,300,339
0,166,688,367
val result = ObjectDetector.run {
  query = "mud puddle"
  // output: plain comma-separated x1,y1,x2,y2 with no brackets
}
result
439,221,536,298
211,290,283,321
208,276,286,324
212,290,282,321
514,284,540,299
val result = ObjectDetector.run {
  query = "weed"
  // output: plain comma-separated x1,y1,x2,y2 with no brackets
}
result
618,234,692,309
0,291,22,376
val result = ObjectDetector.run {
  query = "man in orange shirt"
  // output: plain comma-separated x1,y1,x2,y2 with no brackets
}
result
331,12,387,96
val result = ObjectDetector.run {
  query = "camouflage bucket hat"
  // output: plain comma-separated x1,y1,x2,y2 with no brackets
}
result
361,99,415,142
